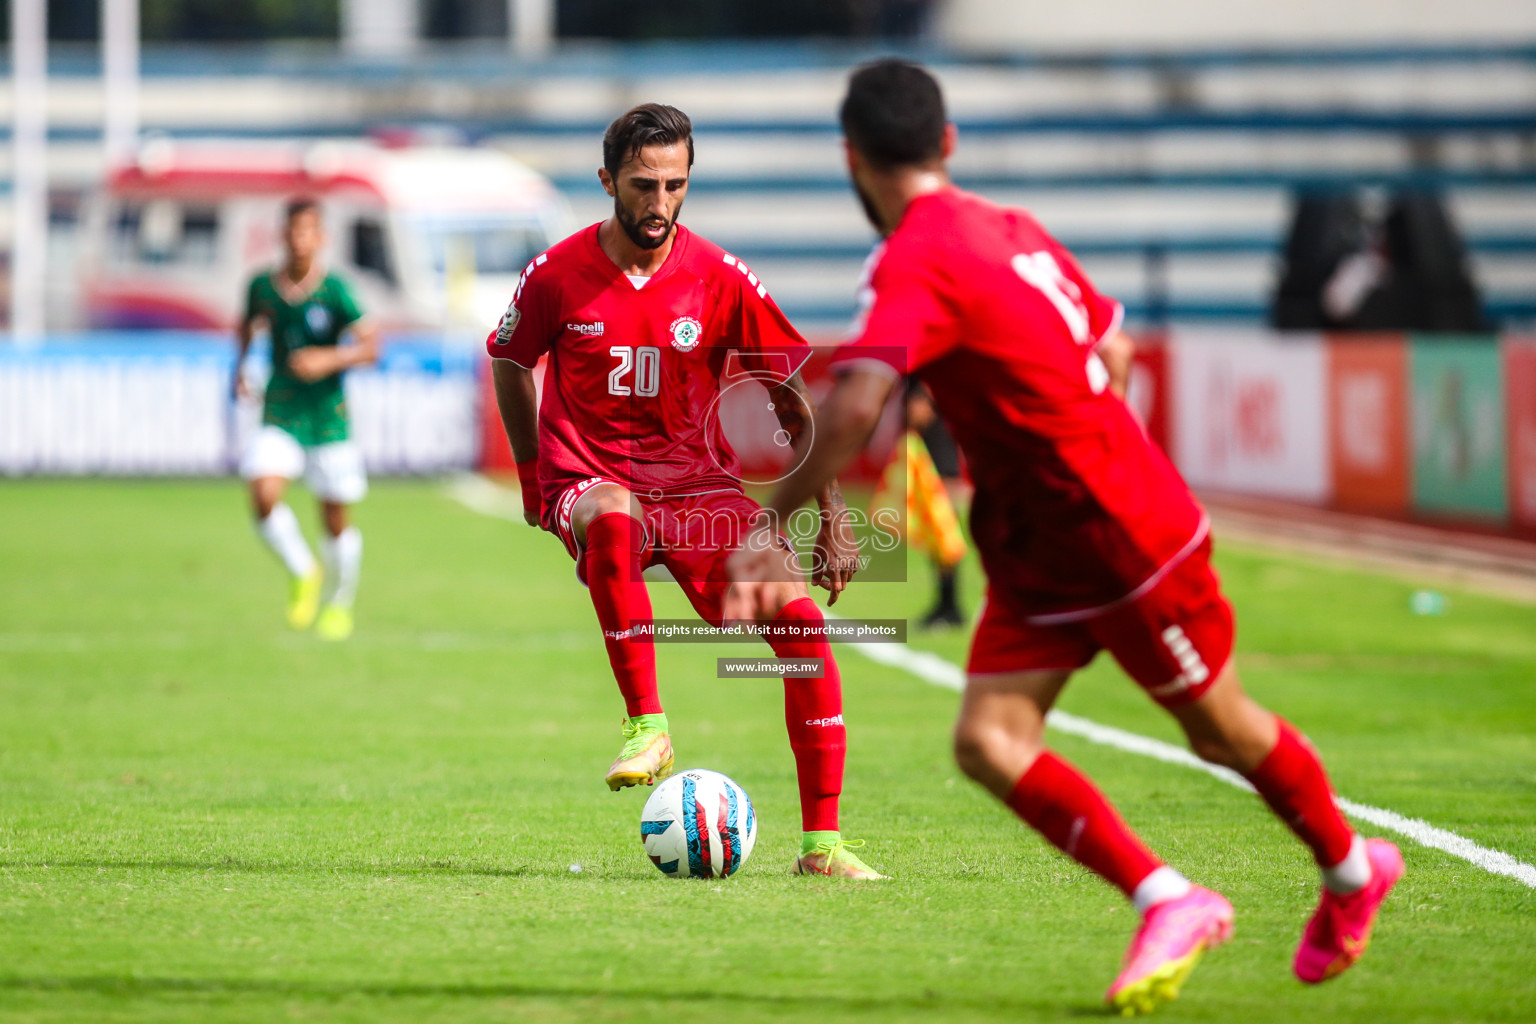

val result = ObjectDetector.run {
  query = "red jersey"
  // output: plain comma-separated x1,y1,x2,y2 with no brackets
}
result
488,223,809,505
831,188,1206,621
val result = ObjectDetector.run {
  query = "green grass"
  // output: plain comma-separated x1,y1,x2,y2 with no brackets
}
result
1,479,1533,1023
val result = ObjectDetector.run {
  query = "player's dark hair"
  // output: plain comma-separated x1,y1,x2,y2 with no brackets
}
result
285,196,321,223
840,59,947,170
602,103,695,179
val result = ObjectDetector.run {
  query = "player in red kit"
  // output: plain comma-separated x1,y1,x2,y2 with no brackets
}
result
728,62,1401,1009
489,103,883,879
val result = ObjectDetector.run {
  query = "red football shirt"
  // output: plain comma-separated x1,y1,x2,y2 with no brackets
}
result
831,188,1207,621
487,222,809,506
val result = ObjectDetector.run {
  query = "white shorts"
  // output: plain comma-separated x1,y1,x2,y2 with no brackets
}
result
240,425,368,504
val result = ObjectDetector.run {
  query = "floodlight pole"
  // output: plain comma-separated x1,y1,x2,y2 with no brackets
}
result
9,0,47,347
510,0,554,59
102,0,140,167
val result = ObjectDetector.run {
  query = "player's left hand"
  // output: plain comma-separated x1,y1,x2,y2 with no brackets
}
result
811,504,860,606
724,523,803,624
288,348,338,382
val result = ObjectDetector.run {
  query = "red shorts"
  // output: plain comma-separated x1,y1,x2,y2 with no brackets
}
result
546,477,770,628
966,538,1234,706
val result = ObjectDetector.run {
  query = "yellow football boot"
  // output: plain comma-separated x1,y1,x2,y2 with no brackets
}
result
605,714,674,791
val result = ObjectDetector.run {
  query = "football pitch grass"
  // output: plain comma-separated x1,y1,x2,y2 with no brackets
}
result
2,479,1533,1023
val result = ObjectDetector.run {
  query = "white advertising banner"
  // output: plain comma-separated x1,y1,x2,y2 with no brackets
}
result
0,338,479,476
1170,330,1331,503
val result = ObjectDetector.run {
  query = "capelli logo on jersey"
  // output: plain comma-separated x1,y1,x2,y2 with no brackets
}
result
804,715,844,728
566,321,606,337
670,315,703,352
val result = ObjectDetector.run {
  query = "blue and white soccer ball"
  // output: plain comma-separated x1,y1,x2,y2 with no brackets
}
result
640,768,757,878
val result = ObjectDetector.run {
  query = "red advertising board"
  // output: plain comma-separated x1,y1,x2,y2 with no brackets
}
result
1126,333,1170,453
1506,337,1536,533
1169,330,1330,503
1328,335,1409,516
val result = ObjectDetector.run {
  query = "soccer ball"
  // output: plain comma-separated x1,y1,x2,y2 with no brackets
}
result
640,768,757,878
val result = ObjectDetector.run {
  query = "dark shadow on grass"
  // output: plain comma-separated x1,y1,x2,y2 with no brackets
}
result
0,857,599,880
0,974,1107,1017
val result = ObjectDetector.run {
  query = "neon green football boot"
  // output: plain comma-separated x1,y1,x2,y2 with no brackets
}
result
605,714,674,791
794,833,888,880
286,566,324,631
315,604,354,641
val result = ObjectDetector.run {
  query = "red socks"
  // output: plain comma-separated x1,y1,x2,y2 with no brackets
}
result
583,513,662,718
767,598,845,832
1244,718,1355,867
1006,752,1163,897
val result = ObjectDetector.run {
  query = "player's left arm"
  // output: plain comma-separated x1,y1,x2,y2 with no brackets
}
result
288,320,379,381
1095,329,1134,399
765,371,860,604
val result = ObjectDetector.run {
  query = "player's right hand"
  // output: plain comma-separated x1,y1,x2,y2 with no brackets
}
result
515,458,542,527
811,503,861,605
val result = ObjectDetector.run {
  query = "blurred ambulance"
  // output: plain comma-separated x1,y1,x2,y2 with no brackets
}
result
75,139,571,335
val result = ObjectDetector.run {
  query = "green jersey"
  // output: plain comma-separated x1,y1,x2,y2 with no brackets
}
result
245,270,364,446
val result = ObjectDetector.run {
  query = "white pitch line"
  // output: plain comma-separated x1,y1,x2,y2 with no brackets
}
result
444,476,1536,890
447,473,528,521
846,636,1536,890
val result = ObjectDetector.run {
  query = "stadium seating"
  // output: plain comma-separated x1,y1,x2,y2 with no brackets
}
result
7,41,1534,333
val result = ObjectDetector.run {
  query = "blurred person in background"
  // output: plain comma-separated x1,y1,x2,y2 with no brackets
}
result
872,379,970,628
234,198,379,641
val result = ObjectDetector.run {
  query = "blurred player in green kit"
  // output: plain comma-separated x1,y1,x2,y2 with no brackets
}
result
234,198,379,640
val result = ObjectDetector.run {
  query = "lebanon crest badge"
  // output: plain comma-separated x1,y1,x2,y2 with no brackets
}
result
669,316,703,352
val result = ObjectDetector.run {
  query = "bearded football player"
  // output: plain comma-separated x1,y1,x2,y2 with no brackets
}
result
728,61,1401,1007
487,103,883,879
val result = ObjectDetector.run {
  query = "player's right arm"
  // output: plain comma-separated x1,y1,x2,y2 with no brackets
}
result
233,274,264,400
486,254,558,527
492,360,542,527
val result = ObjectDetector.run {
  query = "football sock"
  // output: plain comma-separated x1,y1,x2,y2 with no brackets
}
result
1322,834,1373,895
1132,865,1194,914
936,566,960,613
255,503,316,578
584,513,662,718
1243,718,1356,872
768,597,845,833
320,526,362,608
1006,751,1163,899
800,829,841,856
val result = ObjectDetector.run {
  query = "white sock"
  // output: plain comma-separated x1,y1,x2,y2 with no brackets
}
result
1322,834,1371,894
256,503,315,578
321,526,363,609
1132,866,1193,914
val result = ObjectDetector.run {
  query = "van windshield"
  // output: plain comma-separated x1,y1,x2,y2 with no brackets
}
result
416,216,547,280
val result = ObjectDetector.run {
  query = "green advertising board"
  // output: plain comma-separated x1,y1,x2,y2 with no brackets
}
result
1409,335,1507,522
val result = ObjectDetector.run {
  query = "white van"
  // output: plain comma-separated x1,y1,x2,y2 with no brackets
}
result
74,139,571,335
